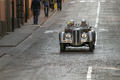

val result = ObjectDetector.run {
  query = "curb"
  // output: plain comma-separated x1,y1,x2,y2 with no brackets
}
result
15,10,57,46
0,10,57,47
0,53,6,58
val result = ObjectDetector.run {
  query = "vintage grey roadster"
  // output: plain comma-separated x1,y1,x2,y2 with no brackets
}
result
59,20,96,52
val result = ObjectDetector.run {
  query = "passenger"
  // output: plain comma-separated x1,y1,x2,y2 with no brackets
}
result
70,19,74,26
67,21,71,27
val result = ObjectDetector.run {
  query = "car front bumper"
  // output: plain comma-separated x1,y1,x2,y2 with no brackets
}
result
60,38,88,45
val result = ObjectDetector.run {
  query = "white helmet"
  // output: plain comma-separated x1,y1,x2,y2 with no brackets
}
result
70,19,74,24
81,18,86,22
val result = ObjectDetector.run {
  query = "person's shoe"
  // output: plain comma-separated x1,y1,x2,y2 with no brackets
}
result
58,8,60,11
45,14,47,17
33,23,36,25
51,10,53,12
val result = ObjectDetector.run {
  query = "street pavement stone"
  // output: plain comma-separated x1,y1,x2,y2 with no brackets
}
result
92,66,120,80
0,0,120,80
0,33,31,47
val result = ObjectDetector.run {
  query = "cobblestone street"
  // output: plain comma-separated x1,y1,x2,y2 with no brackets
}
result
0,0,120,80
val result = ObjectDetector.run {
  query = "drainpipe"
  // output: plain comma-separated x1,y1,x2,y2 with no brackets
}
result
0,1,1,38
12,0,14,32
25,0,27,22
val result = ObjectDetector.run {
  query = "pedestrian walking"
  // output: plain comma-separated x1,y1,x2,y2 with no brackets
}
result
57,0,62,11
31,0,42,25
43,0,50,17
49,0,55,11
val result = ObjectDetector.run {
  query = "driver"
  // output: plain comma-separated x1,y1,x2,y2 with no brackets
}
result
80,18,88,27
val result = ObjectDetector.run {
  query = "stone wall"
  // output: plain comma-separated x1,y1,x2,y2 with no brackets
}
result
0,0,7,38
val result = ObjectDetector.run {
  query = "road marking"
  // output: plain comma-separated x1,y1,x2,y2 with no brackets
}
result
96,18,99,25
40,26,48,27
94,1,100,45
101,0,106,2
70,1,75,3
44,30,59,33
87,66,92,80
99,29,108,32
80,0,96,3
79,0,107,3
95,66,120,70
90,1,95,2
111,1,116,3
44,30,54,33
95,1,100,28
89,0,95,2
95,32,97,46
80,0,85,2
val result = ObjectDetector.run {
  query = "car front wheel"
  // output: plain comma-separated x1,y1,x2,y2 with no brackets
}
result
60,43,66,52
93,43,95,49
89,42,93,52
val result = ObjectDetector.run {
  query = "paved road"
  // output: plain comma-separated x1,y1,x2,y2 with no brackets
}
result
0,0,120,80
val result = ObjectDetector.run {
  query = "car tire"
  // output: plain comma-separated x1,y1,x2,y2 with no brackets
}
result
92,32,95,42
93,43,95,49
60,43,65,52
89,42,93,52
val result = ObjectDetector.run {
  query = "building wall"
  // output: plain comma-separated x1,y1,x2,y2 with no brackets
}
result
0,0,33,38
24,0,25,20
0,0,7,37
11,0,17,29
13,0,17,29
23,0,32,20
5,0,17,32
29,0,33,18
0,1,1,38
1,0,6,21
0,0,17,38
6,0,12,32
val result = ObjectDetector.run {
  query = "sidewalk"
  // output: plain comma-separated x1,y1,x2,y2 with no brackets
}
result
0,8,56,57
0,0,67,58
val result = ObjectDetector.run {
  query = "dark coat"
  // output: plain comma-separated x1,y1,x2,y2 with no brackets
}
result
43,0,49,4
31,0,41,11
57,0,62,2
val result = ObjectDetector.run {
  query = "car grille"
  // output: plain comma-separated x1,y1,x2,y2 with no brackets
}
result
73,30,81,45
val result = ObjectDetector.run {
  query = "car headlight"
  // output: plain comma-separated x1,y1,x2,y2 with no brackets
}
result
82,32,87,39
66,33,71,39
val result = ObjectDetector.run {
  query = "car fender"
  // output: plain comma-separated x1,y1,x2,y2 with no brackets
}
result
59,31,65,43
88,31,93,42
91,30,96,42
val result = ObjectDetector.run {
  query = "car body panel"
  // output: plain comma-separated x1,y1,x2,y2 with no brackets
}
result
59,26,96,47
